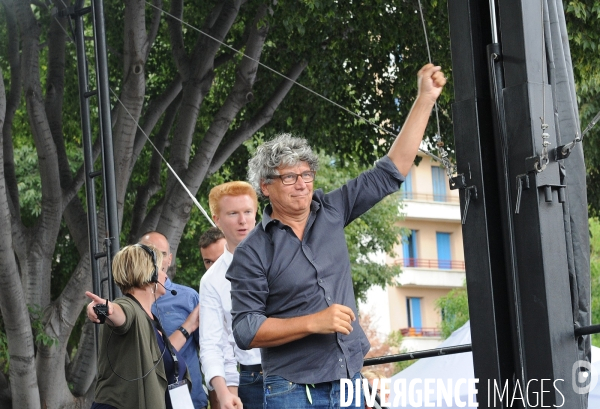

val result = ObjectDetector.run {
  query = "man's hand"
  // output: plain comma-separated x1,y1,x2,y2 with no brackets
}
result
416,63,446,104
212,377,243,409
387,63,447,176
309,304,356,335
249,304,357,348
183,304,200,332
218,391,243,409
169,304,200,351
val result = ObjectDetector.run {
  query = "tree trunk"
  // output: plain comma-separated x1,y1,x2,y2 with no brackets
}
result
0,0,309,406
0,50,41,409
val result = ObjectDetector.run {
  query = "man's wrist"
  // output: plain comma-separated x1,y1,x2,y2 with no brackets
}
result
178,325,190,340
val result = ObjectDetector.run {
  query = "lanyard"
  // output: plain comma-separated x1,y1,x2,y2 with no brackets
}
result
126,294,180,382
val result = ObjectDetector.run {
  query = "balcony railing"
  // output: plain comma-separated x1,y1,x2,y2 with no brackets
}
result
396,258,465,270
401,191,459,203
400,327,442,337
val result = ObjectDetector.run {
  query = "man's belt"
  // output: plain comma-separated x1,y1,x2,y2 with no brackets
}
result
239,364,262,373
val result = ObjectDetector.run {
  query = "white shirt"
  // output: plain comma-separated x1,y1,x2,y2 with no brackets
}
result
199,246,261,389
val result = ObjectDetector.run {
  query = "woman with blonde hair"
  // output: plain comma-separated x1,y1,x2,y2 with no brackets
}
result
86,243,196,409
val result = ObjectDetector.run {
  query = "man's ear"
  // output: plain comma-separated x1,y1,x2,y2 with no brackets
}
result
260,181,270,197
212,213,220,227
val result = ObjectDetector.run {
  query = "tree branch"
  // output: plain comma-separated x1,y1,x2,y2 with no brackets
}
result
130,75,182,171
67,320,97,397
128,95,181,243
209,60,308,174
167,0,243,187
144,0,162,61
167,0,190,79
137,197,164,240
112,0,150,205
45,6,70,190
2,1,22,223
186,4,270,185
0,35,40,409
37,255,91,407
190,0,242,80
16,0,63,309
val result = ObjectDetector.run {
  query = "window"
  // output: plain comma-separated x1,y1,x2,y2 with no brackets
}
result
401,170,413,200
436,232,452,269
402,230,418,267
407,297,422,329
431,166,446,202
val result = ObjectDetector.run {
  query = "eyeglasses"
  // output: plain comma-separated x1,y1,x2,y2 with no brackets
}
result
269,171,316,185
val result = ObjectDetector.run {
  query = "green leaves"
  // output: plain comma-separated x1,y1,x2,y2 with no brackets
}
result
565,1,600,216
28,305,58,348
589,218,600,348
435,283,469,339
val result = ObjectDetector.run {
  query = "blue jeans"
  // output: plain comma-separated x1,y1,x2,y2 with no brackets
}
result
264,372,364,409
239,370,264,409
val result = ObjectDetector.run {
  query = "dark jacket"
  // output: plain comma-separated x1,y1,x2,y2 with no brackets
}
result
94,296,192,409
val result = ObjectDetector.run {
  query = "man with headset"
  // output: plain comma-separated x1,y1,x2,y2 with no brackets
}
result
141,231,209,409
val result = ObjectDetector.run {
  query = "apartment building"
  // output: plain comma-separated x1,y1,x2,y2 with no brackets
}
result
361,152,465,352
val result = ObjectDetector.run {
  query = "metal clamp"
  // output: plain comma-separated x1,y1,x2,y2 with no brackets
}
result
449,173,478,224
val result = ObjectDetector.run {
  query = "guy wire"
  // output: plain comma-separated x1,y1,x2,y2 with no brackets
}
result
109,88,216,227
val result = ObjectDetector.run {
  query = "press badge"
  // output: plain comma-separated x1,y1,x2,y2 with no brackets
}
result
168,379,194,409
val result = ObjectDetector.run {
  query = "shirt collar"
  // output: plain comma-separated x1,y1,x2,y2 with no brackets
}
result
222,244,234,263
260,199,321,231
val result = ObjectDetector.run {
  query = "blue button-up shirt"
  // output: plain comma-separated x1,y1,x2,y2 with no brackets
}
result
153,278,208,409
227,156,404,384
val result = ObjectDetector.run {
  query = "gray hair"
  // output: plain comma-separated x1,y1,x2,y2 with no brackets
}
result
248,133,319,198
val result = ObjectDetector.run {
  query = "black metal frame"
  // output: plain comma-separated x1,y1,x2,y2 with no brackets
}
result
447,0,588,407
70,0,121,302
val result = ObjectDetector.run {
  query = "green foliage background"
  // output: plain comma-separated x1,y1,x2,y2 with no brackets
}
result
436,283,470,339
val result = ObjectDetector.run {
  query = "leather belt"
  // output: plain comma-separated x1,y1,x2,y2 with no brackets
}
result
239,364,262,373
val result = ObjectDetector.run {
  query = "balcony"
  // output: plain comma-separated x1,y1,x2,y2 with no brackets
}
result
401,191,459,203
394,258,466,288
399,258,465,270
401,327,442,337
400,195,461,222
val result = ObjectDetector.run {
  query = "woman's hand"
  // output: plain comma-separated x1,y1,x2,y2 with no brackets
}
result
85,291,125,326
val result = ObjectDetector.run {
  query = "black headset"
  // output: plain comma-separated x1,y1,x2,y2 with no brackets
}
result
136,243,158,284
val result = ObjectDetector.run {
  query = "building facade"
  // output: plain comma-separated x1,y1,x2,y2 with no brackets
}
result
361,152,465,352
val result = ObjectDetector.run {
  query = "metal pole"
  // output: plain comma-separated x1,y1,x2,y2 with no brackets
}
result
73,0,100,299
489,0,499,44
363,344,472,367
91,0,121,298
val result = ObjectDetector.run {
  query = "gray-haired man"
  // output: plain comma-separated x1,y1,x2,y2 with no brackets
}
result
227,64,446,408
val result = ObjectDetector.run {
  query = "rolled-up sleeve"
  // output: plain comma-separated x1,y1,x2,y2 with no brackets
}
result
226,245,269,351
